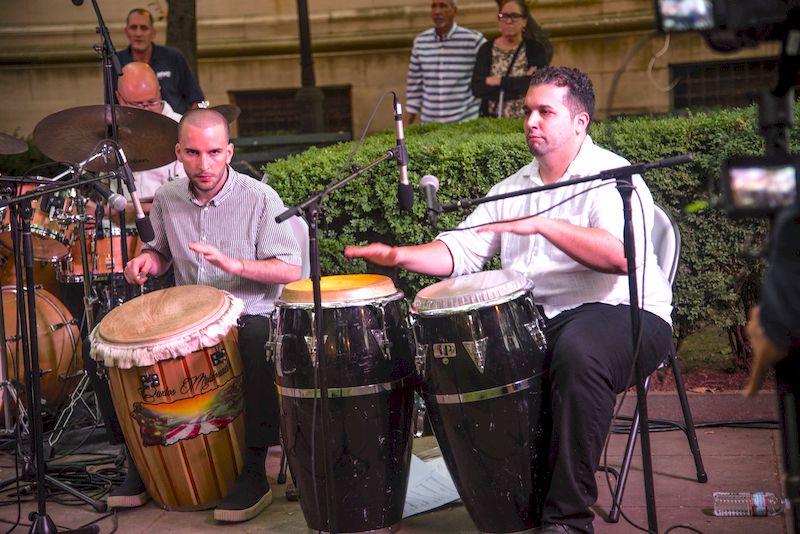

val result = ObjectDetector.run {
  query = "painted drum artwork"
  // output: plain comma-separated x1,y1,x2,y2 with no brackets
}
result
90,285,246,510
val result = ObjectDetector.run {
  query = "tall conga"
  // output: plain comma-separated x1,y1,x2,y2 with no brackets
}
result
272,274,416,533
412,270,548,533
90,285,246,510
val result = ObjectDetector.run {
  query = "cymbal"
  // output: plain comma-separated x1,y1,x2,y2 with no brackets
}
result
211,104,241,124
33,105,178,172
0,132,28,155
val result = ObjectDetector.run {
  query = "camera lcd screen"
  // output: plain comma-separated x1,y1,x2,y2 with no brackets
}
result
656,0,715,32
723,159,798,215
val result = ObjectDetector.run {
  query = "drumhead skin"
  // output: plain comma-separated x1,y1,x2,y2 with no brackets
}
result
279,273,400,306
413,269,533,315
90,285,244,369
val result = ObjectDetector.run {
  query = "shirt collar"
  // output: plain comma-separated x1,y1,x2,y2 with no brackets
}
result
436,23,459,41
523,135,595,185
188,166,235,207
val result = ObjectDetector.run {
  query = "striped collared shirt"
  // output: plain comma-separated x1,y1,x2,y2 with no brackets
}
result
406,23,486,123
143,167,302,316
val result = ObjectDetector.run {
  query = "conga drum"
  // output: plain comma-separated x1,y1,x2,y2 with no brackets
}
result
272,274,416,533
90,285,246,510
411,270,548,533
1,286,82,414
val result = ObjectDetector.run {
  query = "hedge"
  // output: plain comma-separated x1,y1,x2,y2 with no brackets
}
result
264,107,777,350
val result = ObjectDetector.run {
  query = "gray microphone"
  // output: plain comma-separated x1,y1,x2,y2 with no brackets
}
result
419,174,440,228
92,182,127,212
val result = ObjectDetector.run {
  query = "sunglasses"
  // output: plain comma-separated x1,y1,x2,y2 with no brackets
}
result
497,12,525,21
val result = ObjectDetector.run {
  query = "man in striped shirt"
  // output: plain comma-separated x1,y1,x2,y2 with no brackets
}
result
123,109,302,522
405,0,486,124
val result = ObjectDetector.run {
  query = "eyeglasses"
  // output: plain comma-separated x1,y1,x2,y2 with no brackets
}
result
497,12,525,21
121,97,164,110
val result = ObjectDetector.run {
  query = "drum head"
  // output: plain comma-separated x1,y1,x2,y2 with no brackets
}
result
97,285,229,344
413,270,532,315
279,274,399,305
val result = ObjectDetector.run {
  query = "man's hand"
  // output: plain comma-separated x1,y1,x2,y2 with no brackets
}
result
344,243,400,267
745,305,789,397
124,253,155,285
188,242,243,275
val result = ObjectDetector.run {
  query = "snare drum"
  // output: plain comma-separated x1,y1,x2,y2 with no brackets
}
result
412,270,548,533
272,274,416,533
90,285,246,510
0,183,75,262
1,286,82,414
58,225,141,283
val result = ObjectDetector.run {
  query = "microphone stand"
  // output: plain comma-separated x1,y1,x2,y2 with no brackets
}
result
87,0,131,306
441,153,693,533
0,177,111,533
276,146,403,534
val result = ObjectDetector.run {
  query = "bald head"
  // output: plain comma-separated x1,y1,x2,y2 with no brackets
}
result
178,109,230,144
117,62,162,111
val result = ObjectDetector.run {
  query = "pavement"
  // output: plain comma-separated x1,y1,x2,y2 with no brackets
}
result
0,390,794,534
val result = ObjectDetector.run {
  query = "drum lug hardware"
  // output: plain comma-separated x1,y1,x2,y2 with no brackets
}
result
463,312,488,373
210,349,227,367
374,304,392,360
48,318,77,332
523,295,548,352
411,318,426,375
140,373,160,389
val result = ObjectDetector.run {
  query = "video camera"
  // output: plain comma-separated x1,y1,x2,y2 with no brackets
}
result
654,0,800,216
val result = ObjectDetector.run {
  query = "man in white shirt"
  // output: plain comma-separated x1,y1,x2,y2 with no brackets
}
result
346,66,673,534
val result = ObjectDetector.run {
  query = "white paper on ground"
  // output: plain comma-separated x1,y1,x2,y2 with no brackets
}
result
402,454,461,518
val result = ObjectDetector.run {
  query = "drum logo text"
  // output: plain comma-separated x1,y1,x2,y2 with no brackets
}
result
432,343,456,359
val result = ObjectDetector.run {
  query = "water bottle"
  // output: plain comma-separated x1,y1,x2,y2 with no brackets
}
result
713,491,786,517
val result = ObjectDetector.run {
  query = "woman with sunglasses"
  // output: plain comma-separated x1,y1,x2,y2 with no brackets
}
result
471,0,549,118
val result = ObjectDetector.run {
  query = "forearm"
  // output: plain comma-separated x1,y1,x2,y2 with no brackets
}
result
395,240,454,277
234,257,302,284
537,218,627,274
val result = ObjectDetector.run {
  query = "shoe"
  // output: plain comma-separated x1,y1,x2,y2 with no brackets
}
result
107,455,150,509
214,470,273,523
533,524,584,534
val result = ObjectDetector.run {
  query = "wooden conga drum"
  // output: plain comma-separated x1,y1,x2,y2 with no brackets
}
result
90,285,246,510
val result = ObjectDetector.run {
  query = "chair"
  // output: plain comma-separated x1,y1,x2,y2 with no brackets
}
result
605,203,708,523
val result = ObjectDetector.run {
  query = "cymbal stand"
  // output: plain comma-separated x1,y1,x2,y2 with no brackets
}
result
0,180,108,532
48,193,101,450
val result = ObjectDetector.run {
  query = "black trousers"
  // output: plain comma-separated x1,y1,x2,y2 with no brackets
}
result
86,313,280,451
539,303,673,533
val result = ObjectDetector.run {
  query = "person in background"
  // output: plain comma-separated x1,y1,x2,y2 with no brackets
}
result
118,8,205,114
471,0,549,118
405,0,486,124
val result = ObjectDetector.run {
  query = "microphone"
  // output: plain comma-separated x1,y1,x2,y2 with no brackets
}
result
394,96,413,212
91,181,127,212
419,174,440,228
115,146,155,242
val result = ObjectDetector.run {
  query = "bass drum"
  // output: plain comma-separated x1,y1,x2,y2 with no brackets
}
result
1,286,83,414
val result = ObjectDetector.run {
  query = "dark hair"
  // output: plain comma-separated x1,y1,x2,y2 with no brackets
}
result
498,0,534,40
530,66,595,123
126,8,154,27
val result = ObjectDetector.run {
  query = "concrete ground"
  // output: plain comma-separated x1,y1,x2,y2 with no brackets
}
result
0,391,794,534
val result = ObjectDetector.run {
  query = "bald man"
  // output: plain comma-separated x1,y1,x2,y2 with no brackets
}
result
116,61,185,201
120,109,302,522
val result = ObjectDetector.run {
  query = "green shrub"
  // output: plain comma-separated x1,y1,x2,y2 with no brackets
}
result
263,109,776,360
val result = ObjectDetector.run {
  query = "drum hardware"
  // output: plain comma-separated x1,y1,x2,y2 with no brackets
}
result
462,312,488,373
47,371,100,449
139,373,160,389
210,349,227,367
523,294,547,352
0,179,108,524
48,318,78,332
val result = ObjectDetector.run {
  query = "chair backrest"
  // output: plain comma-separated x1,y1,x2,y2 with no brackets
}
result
650,203,681,287
287,215,311,280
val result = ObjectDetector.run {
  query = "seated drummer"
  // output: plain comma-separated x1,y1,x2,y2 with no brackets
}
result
345,67,673,534
118,109,302,522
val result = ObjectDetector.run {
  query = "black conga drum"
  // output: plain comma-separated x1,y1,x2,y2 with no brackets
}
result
412,269,548,533
272,274,416,533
